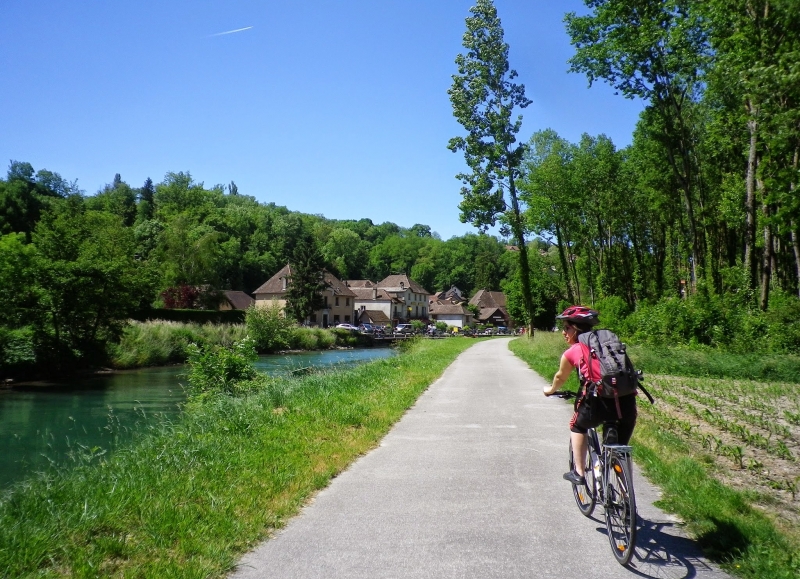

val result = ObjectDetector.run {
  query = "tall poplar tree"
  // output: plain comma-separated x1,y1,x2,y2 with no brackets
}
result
285,230,327,324
448,0,536,332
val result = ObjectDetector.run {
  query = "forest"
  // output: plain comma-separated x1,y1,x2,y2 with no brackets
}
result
1,0,799,377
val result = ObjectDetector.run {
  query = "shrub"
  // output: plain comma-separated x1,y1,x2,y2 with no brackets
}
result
185,338,258,396
0,326,37,378
245,303,294,353
593,296,630,333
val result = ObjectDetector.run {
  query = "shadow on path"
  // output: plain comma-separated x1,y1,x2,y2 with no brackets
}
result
582,514,726,578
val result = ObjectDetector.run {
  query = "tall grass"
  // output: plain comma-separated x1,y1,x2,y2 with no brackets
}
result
111,320,370,369
509,333,800,579
0,338,476,578
110,320,248,368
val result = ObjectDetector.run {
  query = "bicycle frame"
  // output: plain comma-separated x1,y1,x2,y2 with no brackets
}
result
558,391,638,566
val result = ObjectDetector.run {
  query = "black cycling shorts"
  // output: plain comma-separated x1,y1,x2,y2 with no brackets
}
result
569,391,637,444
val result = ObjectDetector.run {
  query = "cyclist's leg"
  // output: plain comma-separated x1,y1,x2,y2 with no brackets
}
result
570,431,588,476
616,394,637,444
568,397,596,478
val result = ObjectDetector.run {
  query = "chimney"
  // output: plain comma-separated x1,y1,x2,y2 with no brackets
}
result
372,287,377,300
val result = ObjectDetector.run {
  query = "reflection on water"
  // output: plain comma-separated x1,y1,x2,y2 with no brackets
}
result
0,347,394,489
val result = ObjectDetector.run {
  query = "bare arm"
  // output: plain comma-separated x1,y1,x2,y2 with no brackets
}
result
543,353,573,396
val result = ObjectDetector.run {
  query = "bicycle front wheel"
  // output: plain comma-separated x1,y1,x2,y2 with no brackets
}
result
568,439,596,517
605,454,637,565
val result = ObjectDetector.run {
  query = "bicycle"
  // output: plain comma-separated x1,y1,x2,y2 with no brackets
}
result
551,390,638,566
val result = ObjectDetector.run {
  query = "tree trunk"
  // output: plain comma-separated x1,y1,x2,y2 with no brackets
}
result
744,110,759,290
760,203,772,311
555,222,575,303
507,173,535,334
791,147,800,297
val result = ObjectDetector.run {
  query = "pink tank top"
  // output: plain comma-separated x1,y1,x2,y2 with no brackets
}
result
564,342,602,382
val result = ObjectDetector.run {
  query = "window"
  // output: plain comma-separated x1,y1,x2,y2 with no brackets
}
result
346,298,350,306
324,296,328,307
334,315,340,323
310,314,317,323
335,297,339,306
345,315,350,322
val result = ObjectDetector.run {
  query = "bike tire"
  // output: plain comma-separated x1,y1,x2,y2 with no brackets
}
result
568,439,596,517
604,454,637,566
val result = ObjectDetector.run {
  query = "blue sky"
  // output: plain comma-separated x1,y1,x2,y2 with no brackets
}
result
0,1,643,240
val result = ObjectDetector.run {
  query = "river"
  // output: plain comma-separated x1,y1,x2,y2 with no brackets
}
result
0,348,395,490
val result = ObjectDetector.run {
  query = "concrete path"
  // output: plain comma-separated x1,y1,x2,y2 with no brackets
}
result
231,338,731,579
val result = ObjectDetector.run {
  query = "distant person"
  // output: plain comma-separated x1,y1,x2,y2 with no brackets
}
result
542,306,637,485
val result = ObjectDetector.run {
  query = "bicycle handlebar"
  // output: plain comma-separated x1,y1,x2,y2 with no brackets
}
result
548,390,577,400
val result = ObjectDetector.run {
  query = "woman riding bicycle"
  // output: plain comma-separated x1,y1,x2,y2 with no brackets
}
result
542,306,637,485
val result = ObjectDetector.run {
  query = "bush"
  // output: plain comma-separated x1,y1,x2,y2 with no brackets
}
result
593,296,630,333
0,326,37,378
620,291,800,355
185,338,258,396
245,304,294,353
289,327,336,350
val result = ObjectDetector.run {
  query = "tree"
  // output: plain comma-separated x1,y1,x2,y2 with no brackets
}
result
448,0,536,333
31,197,155,370
285,231,327,323
566,0,711,290
321,228,368,279
137,177,155,222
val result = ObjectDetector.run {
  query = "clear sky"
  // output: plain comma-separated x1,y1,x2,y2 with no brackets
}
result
0,1,644,240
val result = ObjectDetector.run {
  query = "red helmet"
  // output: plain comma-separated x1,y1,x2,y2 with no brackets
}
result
556,305,600,326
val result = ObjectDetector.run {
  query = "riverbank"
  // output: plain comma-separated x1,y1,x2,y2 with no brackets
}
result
0,337,478,578
509,334,800,579
109,320,374,370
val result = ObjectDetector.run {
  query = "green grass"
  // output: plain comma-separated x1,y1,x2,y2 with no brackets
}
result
509,333,800,579
0,338,476,578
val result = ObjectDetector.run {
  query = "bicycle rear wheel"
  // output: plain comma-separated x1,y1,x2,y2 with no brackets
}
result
605,454,637,565
568,439,596,517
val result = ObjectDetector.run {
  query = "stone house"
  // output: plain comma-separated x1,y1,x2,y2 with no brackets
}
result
346,281,397,327
252,264,356,328
376,274,431,322
469,289,512,328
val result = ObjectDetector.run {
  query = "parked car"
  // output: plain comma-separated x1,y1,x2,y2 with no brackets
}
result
358,323,375,334
393,324,414,335
335,323,358,331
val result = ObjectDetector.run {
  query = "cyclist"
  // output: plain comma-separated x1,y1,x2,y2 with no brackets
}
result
542,306,637,485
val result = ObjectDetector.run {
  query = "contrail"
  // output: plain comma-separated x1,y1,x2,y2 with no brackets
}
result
209,26,253,37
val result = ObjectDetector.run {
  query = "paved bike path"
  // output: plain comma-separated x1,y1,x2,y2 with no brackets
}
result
231,338,731,579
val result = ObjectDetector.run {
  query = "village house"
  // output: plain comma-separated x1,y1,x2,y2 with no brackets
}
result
252,264,356,328
428,301,473,328
469,289,513,328
218,290,254,311
427,285,472,328
346,280,395,327
376,274,431,322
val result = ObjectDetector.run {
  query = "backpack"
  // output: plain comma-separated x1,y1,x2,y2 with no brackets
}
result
577,329,639,399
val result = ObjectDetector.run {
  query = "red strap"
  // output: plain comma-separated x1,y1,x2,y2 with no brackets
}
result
579,342,596,383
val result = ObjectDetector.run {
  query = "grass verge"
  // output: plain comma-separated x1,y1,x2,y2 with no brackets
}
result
0,337,477,578
509,333,800,579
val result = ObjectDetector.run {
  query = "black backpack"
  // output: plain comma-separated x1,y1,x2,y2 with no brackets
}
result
577,329,639,399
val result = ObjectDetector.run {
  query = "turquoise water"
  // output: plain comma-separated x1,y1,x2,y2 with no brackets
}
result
0,348,394,489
